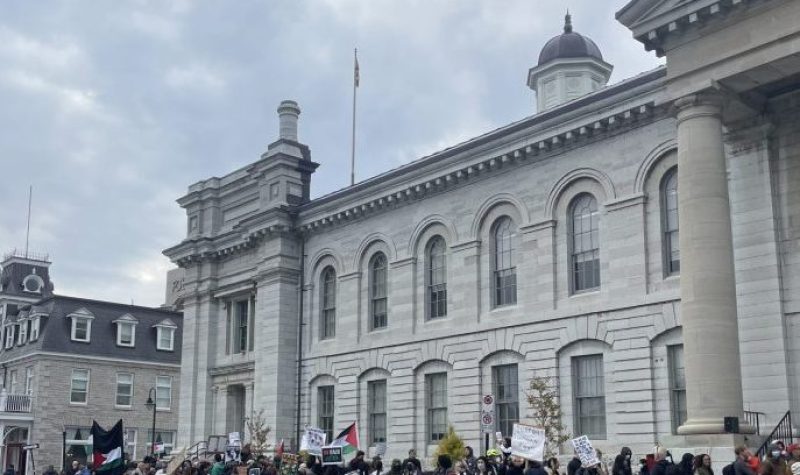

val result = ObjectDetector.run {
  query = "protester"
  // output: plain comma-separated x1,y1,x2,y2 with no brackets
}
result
545,458,560,475
734,446,756,475
526,460,548,475
403,450,422,475
614,456,629,475
679,454,695,475
389,460,403,475
639,459,650,475
465,447,479,475
436,455,453,475
761,443,790,475
455,461,469,475
568,455,583,475
477,457,497,475
596,450,609,475
693,455,712,475
619,449,633,475
487,450,506,475
652,448,671,475
789,446,800,466
371,458,385,475
506,456,526,475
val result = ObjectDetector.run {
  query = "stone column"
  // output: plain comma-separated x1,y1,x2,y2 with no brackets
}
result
674,92,750,435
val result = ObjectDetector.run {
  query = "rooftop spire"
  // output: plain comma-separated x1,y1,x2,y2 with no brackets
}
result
564,10,573,33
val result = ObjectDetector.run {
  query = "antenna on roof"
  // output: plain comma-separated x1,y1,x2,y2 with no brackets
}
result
24,185,32,259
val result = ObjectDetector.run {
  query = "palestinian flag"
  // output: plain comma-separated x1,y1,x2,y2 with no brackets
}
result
330,422,359,454
91,420,125,475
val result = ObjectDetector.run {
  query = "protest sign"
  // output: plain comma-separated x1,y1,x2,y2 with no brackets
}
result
375,442,387,457
300,427,327,455
226,432,242,462
510,424,546,461
321,446,343,466
571,436,599,466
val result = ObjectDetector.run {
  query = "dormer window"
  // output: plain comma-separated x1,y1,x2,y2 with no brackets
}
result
113,314,138,347
5,326,15,349
68,308,95,343
17,320,27,345
154,319,177,351
29,316,40,342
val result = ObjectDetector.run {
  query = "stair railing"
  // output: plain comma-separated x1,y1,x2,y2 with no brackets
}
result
757,411,793,458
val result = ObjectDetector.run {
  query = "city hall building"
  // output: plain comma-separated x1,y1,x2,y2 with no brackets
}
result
164,0,800,464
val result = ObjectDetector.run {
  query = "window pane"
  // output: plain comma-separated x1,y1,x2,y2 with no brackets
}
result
370,254,388,329
662,169,680,275
321,268,336,339
318,385,335,442
570,195,600,292
493,218,517,306
426,373,447,442
368,380,387,443
668,345,687,433
71,369,89,403
427,238,448,319
493,364,519,437
116,373,133,406
156,376,172,409
573,355,606,439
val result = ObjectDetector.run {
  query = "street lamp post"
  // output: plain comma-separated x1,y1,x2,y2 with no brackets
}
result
145,388,157,457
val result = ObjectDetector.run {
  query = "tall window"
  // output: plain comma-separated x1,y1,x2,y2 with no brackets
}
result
25,367,33,394
117,322,135,347
493,218,517,307
235,300,248,353
156,376,172,410
426,373,447,442
9,370,18,394
662,169,680,275
17,320,27,345
570,194,600,292
320,267,336,339
318,385,335,442
367,380,387,444
71,317,91,342
668,345,686,433
427,237,448,319
573,355,606,439
116,373,134,407
370,253,388,329
70,369,89,404
29,317,40,341
493,364,520,437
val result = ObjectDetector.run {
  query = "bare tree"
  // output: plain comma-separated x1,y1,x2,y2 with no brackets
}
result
246,409,273,456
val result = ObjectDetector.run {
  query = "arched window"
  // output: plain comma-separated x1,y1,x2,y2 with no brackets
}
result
493,217,517,307
320,267,336,339
661,168,679,275
426,237,447,319
569,194,600,292
370,253,388,329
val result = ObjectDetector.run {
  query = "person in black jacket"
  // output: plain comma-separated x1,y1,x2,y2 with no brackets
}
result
525,461,548,475
651,449,672,475
567,456,582,475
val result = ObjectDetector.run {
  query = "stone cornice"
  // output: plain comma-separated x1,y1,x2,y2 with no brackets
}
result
296,99,667,237
617,0,756,56
209,361,255,377
520,220,556,234
605,193,647,212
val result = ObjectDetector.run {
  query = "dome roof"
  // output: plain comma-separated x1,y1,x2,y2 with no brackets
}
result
538,13,603,66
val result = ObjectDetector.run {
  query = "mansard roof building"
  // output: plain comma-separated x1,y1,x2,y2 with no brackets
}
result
0,252,182,473
164,0,800,465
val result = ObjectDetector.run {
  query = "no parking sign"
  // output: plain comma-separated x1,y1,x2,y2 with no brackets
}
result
480,394,495,433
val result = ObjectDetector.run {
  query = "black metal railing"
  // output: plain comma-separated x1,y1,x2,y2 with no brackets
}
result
757,411,793,458
745,410,766,435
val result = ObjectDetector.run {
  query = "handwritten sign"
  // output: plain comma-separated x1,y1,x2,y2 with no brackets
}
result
571,436,599,467
511,424,546,461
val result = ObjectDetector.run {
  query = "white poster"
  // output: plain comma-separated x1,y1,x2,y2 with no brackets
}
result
511,424,546,461
300,427,327,455
571,435,599,467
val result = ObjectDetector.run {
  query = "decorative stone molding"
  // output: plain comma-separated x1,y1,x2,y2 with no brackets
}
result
604,193,647,212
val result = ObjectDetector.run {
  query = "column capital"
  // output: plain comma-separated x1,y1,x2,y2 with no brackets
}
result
674,91,724,124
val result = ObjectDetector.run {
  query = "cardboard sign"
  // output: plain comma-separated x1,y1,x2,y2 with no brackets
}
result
300,427,327,455
321,446,343,466
511,424,546,461
481,394,496,433
571,436,599,467
375,442,387,457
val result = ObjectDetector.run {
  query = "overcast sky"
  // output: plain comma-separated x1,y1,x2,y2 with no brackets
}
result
0,0,662,307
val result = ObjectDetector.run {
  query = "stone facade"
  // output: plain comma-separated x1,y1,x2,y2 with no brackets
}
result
165,0,800,467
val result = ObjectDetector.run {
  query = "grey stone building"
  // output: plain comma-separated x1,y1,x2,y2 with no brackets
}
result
0,252,182,472
164,0,800,467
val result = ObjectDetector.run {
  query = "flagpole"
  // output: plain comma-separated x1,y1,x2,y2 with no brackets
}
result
350,48,358,187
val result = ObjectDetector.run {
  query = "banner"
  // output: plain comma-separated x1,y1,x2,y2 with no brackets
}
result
480,395,496,433
226,432,242,462
300,427,327,455
321,446,343,466
511,424,545,461
571,436,599,466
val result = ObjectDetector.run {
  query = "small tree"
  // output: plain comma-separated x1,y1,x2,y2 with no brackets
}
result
433,426,465,467
246,409,273,456
527,376,570,458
